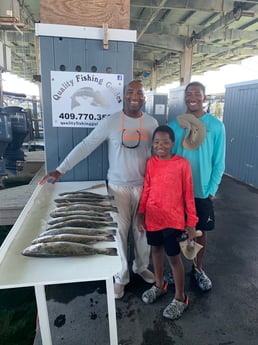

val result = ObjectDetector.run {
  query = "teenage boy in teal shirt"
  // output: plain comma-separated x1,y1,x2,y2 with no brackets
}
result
169,81,225,291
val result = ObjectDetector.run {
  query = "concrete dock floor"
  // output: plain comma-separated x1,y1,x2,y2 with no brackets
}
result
33,174,258,345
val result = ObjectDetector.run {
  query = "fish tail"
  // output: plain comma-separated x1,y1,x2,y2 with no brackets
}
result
106,235,115,242
106,248,118,256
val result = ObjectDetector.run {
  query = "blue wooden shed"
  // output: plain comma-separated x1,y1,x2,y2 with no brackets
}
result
36,23,136,182
223,80,258,188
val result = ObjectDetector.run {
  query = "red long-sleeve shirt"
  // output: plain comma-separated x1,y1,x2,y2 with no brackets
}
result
138,154,198,231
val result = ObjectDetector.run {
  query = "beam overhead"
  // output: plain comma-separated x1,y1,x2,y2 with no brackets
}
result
1,0,258,89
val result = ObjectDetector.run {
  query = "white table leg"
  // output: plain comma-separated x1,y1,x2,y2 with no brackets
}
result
34,285,53,345
105,277,118,345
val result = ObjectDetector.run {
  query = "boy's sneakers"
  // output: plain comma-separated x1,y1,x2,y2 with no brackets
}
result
165,267,212,291
142,282,168,304
192,266,212,291
163,296,189,320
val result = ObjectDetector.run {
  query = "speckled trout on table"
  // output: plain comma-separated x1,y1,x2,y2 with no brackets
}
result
40,227,116,237
47,219,117,230
58,190,114,199
47,214,113,226
52,203,118,213
49,209,113,219
31,233,115,245
54,197,113,205
22,242,118,257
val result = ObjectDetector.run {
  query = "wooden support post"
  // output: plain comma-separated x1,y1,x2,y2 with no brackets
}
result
151,66,157,91
180,45,193,86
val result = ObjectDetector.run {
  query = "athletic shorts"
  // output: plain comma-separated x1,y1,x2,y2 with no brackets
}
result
146,228,183,256
195,197,215,231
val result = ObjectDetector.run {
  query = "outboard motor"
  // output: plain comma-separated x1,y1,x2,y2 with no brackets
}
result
0,109,12,176
2,106,30,174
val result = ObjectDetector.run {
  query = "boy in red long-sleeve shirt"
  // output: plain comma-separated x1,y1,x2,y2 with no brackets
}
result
137,125,198,320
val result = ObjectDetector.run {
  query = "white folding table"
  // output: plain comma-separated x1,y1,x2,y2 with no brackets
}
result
0,181,121,345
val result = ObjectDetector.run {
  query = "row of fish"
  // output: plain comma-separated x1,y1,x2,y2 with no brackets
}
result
22,188,119,258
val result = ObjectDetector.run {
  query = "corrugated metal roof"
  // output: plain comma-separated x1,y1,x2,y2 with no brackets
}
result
1,0,258,89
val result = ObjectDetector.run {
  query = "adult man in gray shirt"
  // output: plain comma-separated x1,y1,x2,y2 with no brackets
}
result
40,80,158,299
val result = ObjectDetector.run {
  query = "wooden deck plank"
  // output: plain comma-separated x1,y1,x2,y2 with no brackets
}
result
0,164,46,226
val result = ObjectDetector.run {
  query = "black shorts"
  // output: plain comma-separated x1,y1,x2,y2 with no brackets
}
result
146,228,182,256
195,197,215,231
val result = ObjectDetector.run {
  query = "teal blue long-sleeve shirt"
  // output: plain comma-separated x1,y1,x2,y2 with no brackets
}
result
168,113,226,198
